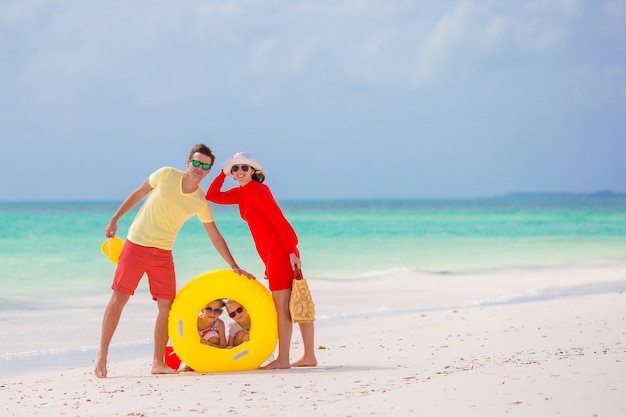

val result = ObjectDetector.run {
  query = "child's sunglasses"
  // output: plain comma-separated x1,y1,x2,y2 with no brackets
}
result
228,307,244,318
204,307,223,315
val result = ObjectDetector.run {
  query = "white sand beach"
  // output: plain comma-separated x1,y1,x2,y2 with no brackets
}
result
2,286,625,417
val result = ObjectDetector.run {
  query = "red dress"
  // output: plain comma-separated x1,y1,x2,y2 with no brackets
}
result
206,171,299,291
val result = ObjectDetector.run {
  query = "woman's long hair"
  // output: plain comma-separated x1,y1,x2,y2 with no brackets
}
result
252,170,265,183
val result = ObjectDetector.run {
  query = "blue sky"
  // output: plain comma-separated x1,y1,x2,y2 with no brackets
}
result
1,0,625,200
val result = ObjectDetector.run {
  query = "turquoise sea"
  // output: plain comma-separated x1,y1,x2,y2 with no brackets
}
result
1,197,626,377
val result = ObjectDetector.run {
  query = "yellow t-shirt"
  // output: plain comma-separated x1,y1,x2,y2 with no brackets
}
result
127,167,214,250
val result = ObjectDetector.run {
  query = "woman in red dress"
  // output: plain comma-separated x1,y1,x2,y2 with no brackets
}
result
206,152,317,369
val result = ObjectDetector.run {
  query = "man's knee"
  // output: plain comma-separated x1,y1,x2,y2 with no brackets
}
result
110,291,131,307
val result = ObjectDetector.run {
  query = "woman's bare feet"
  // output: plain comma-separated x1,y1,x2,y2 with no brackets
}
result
151,362,179,375
260,358,291,370
291,354,318,367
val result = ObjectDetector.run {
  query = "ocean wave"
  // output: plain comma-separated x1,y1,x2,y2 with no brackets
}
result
0,339,153,379
0,339,152,360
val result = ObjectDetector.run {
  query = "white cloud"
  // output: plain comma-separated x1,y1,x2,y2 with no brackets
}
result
2,0,590,103
408,0,585,84
0,0,625,200
412,1,474,83
0,1,619,108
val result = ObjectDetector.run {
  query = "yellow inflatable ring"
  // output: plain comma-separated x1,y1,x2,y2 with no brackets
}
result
168,269,278,372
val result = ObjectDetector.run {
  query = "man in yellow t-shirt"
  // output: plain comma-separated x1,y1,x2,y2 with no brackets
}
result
94,143,255,379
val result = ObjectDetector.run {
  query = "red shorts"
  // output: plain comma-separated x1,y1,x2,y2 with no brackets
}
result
112,240,176,300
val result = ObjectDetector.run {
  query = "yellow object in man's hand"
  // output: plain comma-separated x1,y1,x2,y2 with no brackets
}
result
101,237,124,264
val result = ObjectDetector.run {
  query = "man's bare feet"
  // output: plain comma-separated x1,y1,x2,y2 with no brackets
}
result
291,355,318,367
151,362,179,375
94,354,107,378
260,358,291,370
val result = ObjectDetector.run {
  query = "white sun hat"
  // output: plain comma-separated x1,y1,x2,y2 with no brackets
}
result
222,152,264,177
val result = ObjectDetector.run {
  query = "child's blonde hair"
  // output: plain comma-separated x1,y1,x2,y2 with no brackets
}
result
204,299,225,309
